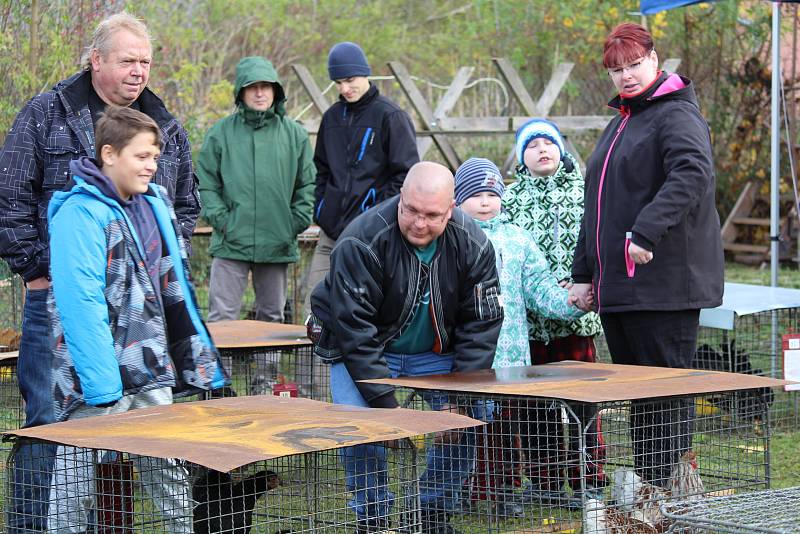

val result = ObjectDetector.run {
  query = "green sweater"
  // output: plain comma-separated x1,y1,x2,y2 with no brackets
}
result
197,57,314,263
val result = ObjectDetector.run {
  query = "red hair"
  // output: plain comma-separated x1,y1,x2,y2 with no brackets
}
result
603,23,654,68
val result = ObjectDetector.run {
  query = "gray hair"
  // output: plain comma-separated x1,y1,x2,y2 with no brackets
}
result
81,11,151,71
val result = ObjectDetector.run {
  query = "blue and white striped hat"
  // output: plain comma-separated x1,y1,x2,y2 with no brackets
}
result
515,118,565,166
454,157,505,206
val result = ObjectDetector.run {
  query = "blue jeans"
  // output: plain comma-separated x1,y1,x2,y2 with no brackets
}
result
8,288,57,533
331,352,482,520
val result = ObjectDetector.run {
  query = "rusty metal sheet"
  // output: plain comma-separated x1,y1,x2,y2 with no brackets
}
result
4,396,482,472
207,320,311,349
363,361,791,403
0,350,17,365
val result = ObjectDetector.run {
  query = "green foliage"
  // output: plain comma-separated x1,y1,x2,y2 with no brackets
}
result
0,0,787,218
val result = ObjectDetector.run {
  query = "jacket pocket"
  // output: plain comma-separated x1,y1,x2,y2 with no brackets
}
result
474,277,502,321
42,144,80,190
313,324,342,364
316,184,347,235
624,232,635,278
154,149,179,199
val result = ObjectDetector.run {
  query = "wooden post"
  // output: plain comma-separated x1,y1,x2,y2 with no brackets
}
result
494,58,578,174
417,66,475,159
290,64,331,115
662,58,682,73
493,57,539,115
388,61,461,170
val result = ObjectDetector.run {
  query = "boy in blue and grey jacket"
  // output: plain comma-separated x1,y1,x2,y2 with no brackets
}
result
46,106,228,533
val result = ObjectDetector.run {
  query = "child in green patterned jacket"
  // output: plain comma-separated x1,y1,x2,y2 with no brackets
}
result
504,118,602,360
455,157,587,516
503,119,606,507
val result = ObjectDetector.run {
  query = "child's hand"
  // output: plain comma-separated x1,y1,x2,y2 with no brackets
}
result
569,283,595,312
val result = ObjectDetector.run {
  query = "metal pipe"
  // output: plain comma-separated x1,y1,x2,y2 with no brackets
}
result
772,1,781,288
771,2,782,377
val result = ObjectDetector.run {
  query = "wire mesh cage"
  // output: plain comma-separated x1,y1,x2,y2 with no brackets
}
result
205,320,327,401
593,283,800,432
693,282,800,431
368,361,785,534
0,355,24,533
661,485,800,534
9,439,420,533
2,395,481,533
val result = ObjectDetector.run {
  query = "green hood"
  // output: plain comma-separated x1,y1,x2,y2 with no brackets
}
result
234,56,286,117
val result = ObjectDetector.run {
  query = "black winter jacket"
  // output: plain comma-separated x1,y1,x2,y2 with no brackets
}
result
0,71,200,282
310,196,503,408
572,72,723,312
313,84,419,240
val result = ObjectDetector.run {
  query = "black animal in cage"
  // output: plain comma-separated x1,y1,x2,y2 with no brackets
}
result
694,342,775,425
193,468,280,534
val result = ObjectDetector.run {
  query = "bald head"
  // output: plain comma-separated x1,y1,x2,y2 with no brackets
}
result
398,161,456,248
402,161,455,200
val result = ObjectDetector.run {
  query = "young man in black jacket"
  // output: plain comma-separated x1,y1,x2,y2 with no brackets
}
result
303,41,419,317
310,162,503,534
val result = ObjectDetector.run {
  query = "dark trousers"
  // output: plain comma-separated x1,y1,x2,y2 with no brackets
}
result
8,289,57,533
600,309,700,488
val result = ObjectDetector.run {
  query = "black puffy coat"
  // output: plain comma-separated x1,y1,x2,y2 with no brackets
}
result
311,196,503,408
572,72,724,312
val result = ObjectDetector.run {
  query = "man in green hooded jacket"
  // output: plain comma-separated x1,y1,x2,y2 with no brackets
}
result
197,56,314,388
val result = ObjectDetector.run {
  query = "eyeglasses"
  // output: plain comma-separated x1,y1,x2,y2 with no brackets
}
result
399,198,449,225
608,51,654,78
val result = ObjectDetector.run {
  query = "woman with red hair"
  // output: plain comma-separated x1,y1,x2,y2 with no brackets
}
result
571,23,724,489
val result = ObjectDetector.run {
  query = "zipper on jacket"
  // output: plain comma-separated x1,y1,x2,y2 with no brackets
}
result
356,127,373,164
384,251,422,344
552,204,560,243
595,114,630,312
360,188,376,213
342,110,357,213
428,255,449,351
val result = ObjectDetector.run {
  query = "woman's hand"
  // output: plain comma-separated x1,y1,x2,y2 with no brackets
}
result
569,283,595,312
628,241,653,264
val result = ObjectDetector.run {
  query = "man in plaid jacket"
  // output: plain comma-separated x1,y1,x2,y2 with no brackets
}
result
0,12,200,532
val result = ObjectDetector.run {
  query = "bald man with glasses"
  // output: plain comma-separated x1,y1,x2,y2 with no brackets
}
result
309,161,503,533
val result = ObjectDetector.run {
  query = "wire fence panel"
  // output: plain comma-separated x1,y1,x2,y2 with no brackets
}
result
396,388,770,534
662,486,800,533
0,261,22,333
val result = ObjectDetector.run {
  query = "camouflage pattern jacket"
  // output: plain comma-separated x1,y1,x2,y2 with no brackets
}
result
48,175,227,421
503,154,602,342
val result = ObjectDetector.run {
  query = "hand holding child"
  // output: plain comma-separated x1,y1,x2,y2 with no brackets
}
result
569,283,595,312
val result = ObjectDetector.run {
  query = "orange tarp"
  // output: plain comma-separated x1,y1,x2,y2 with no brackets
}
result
363,361,791,403
5,396,482,472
